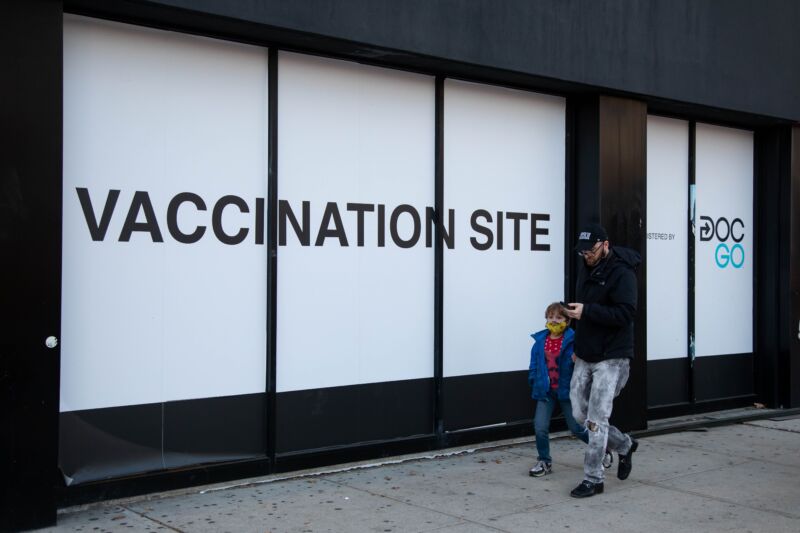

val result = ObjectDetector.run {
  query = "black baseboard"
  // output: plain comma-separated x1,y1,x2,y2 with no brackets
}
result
59,403,163,486
646,353,755,409
275,378,435,453
164,394,267,469
443,370,534,431
59,393,266,485
695,353,754,401
647,358,690,407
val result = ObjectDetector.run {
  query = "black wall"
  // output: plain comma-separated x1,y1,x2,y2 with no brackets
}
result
69,0,800,123
0,0,62,530
755,127,790,408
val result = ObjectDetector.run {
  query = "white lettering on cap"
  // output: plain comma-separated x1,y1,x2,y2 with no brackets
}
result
579,232,592,240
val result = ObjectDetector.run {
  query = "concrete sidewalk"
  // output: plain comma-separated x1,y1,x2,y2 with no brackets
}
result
43,415,800,533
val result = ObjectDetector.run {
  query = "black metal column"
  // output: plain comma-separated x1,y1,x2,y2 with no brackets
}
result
266,48,279,471
789,127,800,407
573,95,648,432
0,0,63,530
754,126,790,408
598,96,648,432
433,76,445,445
688,122,697,405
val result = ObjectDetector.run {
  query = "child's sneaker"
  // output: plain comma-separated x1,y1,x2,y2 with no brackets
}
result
529,460,552,477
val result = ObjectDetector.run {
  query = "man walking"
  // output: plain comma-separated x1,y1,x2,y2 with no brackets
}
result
563,223,640,498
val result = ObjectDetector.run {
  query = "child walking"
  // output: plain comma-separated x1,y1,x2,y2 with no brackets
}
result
528,302,589,476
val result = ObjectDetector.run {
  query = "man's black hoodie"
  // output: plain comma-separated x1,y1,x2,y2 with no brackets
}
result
574,246,641,362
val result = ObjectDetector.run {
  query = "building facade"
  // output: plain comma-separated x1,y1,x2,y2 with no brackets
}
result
2,1,799,530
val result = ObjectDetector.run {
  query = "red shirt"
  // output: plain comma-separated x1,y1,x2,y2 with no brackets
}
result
543,335,564,390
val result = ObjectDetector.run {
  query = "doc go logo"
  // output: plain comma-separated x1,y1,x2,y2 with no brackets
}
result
699,216,745,269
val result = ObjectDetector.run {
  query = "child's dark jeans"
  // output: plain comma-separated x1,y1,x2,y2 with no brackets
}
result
534,389,589,463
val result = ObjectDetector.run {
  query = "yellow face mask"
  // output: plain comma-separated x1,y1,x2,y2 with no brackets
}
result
545,321,567,335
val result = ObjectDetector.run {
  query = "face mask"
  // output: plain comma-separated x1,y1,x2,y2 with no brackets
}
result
546,321,567,335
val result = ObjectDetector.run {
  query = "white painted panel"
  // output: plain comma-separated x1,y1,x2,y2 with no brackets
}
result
276,52,435,392
646,116,689,360
443,79,565,377
61,15,268,411
695,123,753,357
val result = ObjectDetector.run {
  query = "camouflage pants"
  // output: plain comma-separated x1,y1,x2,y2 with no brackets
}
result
569,357,634,483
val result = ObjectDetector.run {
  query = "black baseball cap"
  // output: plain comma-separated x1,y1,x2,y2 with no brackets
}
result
574,223,608,253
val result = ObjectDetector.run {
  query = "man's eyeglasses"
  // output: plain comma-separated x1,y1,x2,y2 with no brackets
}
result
577,242,603,257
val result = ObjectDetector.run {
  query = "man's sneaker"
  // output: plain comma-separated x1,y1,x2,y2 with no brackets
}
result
529,460,552,477
617,438,639,480
570,480,604,498
602,449,613,469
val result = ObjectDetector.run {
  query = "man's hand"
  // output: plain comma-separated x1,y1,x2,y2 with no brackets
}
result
564,302,583,320
572,354,577,363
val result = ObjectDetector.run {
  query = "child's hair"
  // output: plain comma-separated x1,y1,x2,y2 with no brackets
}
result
544,302,570,324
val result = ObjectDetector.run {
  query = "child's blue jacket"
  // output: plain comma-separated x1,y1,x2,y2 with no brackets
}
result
528,327,575,401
